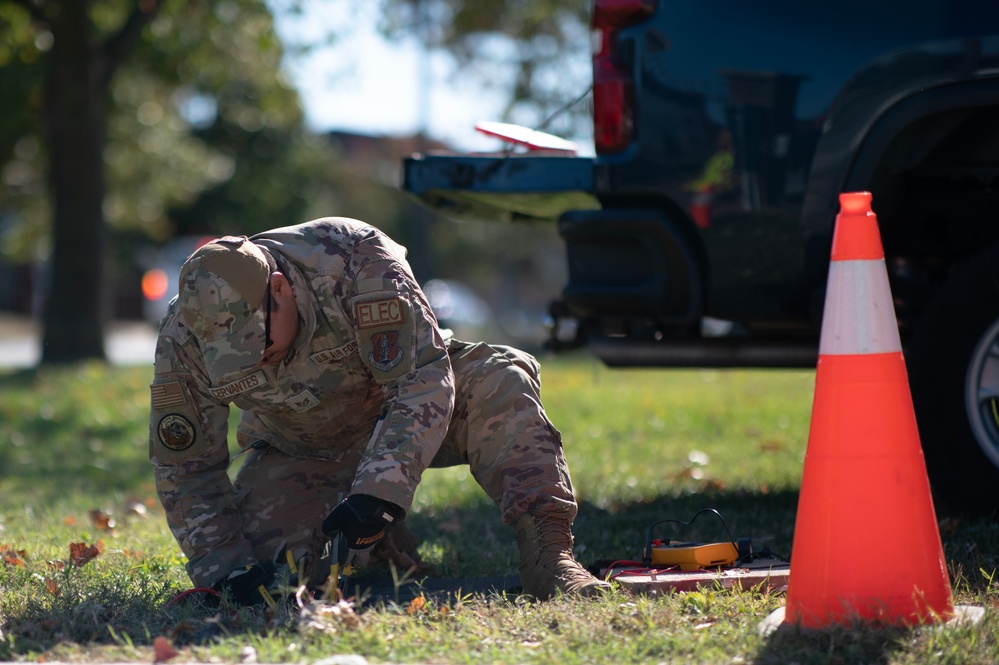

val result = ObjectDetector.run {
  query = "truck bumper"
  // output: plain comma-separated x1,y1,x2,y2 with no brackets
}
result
558,208,702,327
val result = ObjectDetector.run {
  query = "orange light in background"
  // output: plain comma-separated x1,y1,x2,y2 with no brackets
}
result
142,269,170,301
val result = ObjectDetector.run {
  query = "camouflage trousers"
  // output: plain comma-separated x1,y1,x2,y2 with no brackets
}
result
234,341,577,586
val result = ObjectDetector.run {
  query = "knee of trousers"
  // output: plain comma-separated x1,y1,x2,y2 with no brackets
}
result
234,444,356,586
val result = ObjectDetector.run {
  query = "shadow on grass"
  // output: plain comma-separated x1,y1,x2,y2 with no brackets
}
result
0,568,179,659
754,621,913,665
353,486,803,604
0,485,796,656
573,488,801,565
3,482,998,660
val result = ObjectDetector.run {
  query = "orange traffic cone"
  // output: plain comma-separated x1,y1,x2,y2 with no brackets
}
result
783,191,953,628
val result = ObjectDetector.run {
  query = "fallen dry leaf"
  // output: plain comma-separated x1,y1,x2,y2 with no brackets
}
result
89,509,117,531
153,635,178,663
44,578,60,597
297,599,360,634
671,468,695,482
1,544,26,567
125,499,148,519
69,542,101,567
166,619,201,640
406,595,427,615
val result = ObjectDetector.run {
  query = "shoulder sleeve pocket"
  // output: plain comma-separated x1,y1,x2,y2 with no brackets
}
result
149,378,225,464
351,290,416,382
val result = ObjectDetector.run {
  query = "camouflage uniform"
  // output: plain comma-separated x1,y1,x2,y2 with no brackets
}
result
149,218,578,589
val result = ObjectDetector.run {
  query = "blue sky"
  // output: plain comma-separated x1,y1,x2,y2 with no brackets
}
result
270,3,516,152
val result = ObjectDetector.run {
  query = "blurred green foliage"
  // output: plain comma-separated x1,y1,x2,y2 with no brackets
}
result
0,0,580,357
0,0,331,259
0,0,587,254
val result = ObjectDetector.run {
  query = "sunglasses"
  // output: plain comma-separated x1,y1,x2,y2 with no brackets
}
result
263,275,274,351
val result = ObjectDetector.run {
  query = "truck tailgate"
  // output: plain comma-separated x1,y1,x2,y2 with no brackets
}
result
402,153,599,223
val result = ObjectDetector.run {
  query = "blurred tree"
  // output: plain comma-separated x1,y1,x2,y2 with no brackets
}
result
1,0,164,362
0,0,585,363
0,0,329,363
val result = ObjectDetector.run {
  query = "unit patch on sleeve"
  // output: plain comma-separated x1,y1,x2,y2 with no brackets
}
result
157,414,196,451
353,292,414,381
368,331,404,371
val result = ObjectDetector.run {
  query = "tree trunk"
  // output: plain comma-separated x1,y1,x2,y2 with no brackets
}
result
41,0,107,363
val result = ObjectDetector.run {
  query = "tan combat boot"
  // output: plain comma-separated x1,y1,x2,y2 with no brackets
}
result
514,513,611,599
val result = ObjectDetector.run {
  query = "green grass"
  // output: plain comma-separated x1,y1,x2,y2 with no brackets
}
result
1,356,998,664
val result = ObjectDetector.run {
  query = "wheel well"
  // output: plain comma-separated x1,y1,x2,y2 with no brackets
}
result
853,104,999,339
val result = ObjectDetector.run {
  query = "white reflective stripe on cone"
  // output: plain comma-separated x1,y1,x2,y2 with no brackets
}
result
819,259,902,356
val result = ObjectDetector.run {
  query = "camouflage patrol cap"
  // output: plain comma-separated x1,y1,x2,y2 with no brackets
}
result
176,236,272,383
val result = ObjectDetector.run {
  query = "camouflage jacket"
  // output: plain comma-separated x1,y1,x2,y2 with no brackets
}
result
149,218,455,586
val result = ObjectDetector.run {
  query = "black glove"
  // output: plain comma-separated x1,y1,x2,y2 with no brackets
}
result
321,494,404,563
212,561,276,607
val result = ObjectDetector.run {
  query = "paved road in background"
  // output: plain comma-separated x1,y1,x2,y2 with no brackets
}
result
0,315,157,368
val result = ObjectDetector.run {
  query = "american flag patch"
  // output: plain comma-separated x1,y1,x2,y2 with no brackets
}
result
151,382,187,409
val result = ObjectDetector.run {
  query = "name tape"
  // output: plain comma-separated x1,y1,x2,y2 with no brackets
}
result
210,371,266,400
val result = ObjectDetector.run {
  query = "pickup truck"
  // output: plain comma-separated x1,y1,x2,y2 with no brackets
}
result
402,0,999,515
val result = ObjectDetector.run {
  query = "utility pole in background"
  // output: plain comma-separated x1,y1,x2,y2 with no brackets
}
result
406,0,436,283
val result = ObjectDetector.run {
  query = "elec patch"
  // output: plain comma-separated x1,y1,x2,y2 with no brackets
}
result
157,414,196,451
356,297,404,329
353,291,415,381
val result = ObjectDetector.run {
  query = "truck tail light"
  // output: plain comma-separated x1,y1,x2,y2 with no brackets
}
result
593,0,656,29
142,269,169,302
593,36,633,154
591,0,655,154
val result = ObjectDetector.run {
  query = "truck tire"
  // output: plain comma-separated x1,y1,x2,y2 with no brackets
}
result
907,244,999,516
